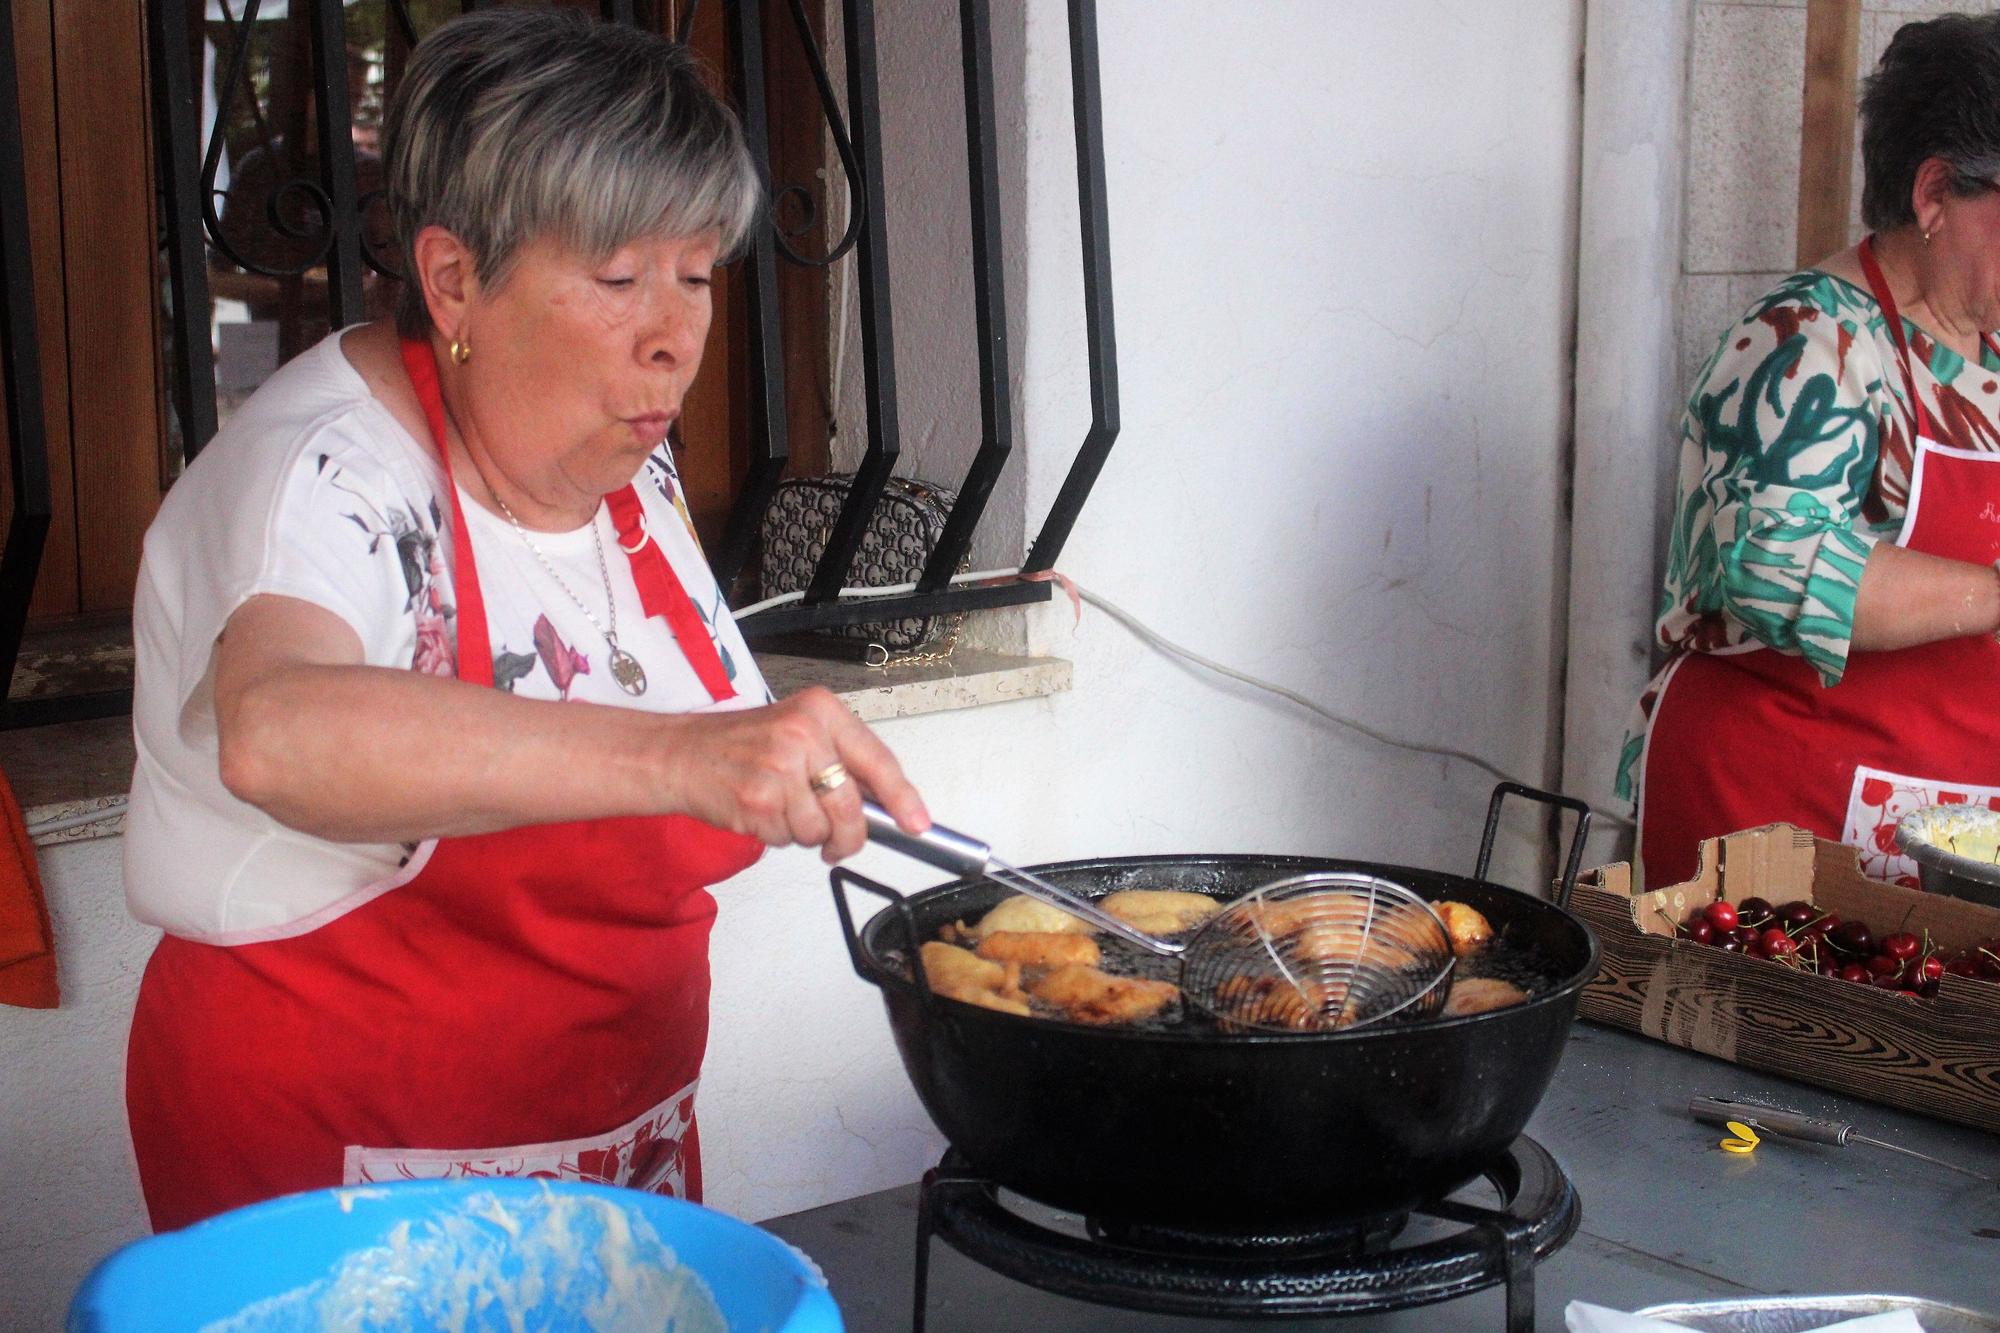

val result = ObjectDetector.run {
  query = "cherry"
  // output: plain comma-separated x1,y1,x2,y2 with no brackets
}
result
1716,938,1745,954
1838,963,1872,984
1873,972,1908,991
1945,958,1980,978
1866,954,1905,979
1760,929,1797,960
1829,922,1874,956
1704,901,1739,932
1913,978,1942,999
1683,919,1716,945
1736,897,1774,928
1732,926,1763,950
1776,901,1819,929
1915,956,1945,984
1882,932,1921,962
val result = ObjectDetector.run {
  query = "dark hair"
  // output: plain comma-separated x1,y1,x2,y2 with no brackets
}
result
1859,12,2000,231
383,7,760,335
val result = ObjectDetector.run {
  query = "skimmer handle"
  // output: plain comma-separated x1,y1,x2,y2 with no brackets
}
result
860,801,1181,955
863,800,992,877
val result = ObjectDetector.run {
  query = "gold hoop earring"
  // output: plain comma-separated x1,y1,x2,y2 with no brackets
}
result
449,339,472,366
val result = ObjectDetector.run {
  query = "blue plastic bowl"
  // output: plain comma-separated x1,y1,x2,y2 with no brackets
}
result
69,1178,842,1332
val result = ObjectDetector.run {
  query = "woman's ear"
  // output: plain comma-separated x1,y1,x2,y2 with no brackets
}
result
410,225,478,339
1910,157,1957,240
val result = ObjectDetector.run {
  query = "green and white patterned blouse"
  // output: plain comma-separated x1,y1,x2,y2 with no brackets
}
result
1616,269,2000,801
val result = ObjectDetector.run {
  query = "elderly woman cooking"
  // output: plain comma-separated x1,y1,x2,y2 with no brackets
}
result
121,8,928,1231
1625,12,2000,890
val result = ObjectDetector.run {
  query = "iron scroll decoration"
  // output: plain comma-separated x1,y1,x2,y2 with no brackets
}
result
137,0,1121,657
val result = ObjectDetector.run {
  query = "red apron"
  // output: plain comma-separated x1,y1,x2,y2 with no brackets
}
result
126,338,761,1232
1639,237,2000,890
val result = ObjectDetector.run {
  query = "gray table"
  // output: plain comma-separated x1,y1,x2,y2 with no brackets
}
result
763,1023,2000,1331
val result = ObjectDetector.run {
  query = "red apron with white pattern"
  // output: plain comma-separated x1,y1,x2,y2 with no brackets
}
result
125,338,761,1232
1639,238,2000,891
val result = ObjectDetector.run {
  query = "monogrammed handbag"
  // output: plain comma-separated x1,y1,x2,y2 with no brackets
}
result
759,474,960,653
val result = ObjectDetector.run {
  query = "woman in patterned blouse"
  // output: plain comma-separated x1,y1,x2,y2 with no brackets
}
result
1630,13,2000,889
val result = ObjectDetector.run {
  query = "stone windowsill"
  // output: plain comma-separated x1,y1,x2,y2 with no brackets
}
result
11,649,1071,849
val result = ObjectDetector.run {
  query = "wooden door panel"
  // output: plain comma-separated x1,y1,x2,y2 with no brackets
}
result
4,0,78,621
53,0,162,613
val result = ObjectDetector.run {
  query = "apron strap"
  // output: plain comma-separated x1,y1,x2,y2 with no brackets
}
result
398,335,496,688
397,335,736,702
1857,235,2000,438
1858,234,1933,444
603,486,735,702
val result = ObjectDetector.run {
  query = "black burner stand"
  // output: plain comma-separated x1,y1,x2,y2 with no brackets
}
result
911,1137,1579,1332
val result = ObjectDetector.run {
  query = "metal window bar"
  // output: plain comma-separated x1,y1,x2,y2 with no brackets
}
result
111,0,1119,690
728,0,1120,639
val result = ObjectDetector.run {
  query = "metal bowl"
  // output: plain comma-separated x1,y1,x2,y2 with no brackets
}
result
1639,1293,2000,1331
1895,805,2000,908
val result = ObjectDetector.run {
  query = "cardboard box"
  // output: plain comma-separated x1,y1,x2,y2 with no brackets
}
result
1574,823,2000,1134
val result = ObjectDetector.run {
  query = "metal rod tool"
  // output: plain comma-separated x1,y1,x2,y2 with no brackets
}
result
1690,1095,1999,1184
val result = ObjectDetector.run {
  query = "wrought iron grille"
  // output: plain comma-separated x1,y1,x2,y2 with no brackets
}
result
0,0,1118,721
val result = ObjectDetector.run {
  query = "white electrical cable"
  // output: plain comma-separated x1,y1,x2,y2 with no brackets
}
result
734,571,1637,833
731,566,1024,620
25,799,128,840
1068,584,1638,833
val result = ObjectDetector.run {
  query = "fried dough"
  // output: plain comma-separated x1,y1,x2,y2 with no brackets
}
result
1027,964,1179,1026
974,930,1102,970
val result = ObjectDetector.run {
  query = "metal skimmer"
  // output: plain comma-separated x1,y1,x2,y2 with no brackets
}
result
862,803,1455,1031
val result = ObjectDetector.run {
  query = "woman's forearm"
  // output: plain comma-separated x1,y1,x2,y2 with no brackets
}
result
220,662,683,842
212,594,925,855
1851,543,2000,652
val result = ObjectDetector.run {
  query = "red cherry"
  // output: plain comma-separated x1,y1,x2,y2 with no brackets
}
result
1776,901,1818,928
1829,921,1874,956
1882,933,1921,962
1915,956,1945,983
1838,963,1872,983
1731,926,1762,949
1683,920,1716,945
1704,901,1739,932
1866,954,1904,979
1913,978,1941,999
1736,897,1773,927
1716,938,1745,954
1873,973,1907,990
1760,927,1793,952
1946,958,1980,978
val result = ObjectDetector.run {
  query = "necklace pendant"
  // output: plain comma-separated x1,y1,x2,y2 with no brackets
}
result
606,638,648,696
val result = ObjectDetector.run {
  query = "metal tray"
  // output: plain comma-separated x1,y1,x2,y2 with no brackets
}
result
1639,1295,2000,1332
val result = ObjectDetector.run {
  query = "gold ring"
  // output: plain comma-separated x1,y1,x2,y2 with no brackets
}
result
808,762,850,796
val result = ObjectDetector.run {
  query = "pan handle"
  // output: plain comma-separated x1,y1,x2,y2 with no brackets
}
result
1475,781,1594,909
829,866,939,1018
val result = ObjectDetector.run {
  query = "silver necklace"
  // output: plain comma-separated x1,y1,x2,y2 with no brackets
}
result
492,495,648,697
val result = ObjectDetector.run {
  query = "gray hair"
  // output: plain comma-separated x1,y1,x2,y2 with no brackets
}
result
383,7,762,334
1859,12,2000,232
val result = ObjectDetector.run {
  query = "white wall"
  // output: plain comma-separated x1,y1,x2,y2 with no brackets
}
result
1,3,1589,1325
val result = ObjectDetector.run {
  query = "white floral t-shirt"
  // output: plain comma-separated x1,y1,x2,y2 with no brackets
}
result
125,329,770,943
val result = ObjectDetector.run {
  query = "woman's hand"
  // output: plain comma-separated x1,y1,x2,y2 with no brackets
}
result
650,687,928,864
